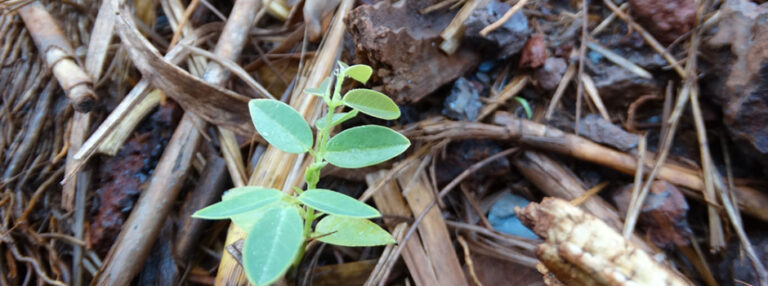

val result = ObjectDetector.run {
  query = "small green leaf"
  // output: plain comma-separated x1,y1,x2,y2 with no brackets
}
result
299,189,380,218
344,65,373,84
342,89,400,120
249,99,313,153
337,61,349,70
193,187,283,219
305,77,332,96
315,110,359,130
243,206,304,286
314,215,395,247
325,125,410,168
514,96,532,119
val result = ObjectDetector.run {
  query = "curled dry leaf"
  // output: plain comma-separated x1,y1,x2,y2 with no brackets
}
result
516,198,690,285
114,3,254,135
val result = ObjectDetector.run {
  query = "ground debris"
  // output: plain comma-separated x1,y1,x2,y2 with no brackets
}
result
90,102,180,255
578,114,639,151
705,0,768,170
613,181,692,248
629,0,696,44
534,57,568,90
519,34,549,69
516,198,690,285
443,77,484,121
346,0,481,104
464,0,530,58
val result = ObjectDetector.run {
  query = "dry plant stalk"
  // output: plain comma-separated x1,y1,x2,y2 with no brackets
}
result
215,1,353,284
94,0,261,284
517,198,689,285
366,170,441,286
18,1,97,112
408,114,768,222
439,0,487,54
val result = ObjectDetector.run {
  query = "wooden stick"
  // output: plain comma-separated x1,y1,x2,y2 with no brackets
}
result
18,1,97,112
479,0,529,36
477,75,528,121
95,0,261,284
407,114,768,222
512,151,652,252
366,171,440,286
175,155,229,260
439,0,487,54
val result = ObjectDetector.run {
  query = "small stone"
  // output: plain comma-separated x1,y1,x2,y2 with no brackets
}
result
443,77,483,121
534,57,567,91
464,0,530,58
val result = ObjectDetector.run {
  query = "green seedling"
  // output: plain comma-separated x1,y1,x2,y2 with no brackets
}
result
193,62,409,286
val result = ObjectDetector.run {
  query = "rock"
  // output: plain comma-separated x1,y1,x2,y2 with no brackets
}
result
630,0,696,44
612,181,691,248
488,193,539,239
346,0,481,104
519,34,549,69
578,114,639,151
443,77,483,121
591,64,662,107
464,0,530,58
534,57,567,90
705,0,768,169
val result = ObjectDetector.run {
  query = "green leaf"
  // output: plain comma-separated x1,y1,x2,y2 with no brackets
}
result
314,215,395,247
337,61,349,70
315,110,359,130
342,89,400,120
192,187,283,219
514,96,532,119
243,206,304,286
249,99,313,153
299,189,380,218
325,125,410,168
304,77,332,97
344,65,373,84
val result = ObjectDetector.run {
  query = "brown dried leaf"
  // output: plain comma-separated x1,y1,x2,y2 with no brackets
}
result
114,3,253,135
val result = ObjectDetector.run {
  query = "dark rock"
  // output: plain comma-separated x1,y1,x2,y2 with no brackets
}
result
590,64,662,108
578,114,639,151
534,57,567,90
613,181,692,248
464,1,530,58
442,77,483,121
346,0,481,104
630,0,696,44
705,0,768,169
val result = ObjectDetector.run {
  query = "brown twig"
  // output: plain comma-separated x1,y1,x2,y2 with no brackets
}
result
479,0,529,36
18,1,97,112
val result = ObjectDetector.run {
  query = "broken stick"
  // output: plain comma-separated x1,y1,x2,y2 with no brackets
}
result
18,1,97,112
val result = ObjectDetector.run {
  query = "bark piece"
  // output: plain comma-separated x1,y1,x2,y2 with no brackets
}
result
346,0,481,104
516,198,690,285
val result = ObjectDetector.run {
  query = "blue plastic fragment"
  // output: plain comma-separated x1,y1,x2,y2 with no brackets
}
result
488,193,539,239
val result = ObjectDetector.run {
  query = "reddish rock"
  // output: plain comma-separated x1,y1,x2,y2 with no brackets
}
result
630,0,696,44
90,102,181,255
346,0,481,104
519,34,549,69
613,181,692,247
